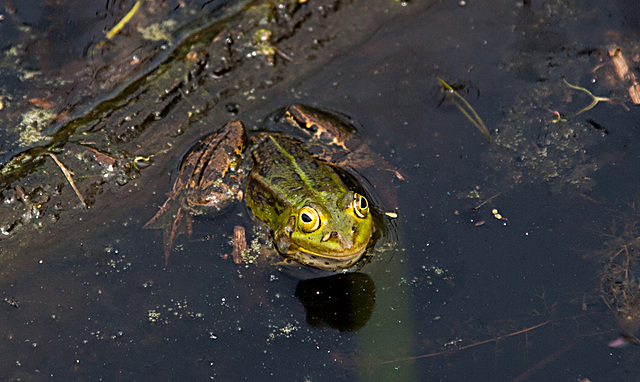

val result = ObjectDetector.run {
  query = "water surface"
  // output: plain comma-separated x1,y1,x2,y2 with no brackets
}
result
2,0,640,380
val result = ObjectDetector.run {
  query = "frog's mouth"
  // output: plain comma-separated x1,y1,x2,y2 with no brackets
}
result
288,244,367,270
273,230,369,270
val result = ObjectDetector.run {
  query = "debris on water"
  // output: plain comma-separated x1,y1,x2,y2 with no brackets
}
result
232,225,247,265
607,46,640,104
587,202,640,344
562,78,612,117
3,297,19,308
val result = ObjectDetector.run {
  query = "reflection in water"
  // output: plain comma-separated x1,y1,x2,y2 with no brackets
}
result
295,272,376,332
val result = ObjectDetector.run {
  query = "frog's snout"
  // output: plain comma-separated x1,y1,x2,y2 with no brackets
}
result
321,230,353,249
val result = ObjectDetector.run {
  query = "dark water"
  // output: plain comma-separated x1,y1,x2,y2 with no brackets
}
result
2,0,640,380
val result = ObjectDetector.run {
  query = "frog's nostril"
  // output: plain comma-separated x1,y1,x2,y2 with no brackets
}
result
321,231,340,242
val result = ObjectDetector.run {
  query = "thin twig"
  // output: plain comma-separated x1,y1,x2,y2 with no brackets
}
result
379,320,549,365
473,191,502,211
562,78,611,117
44,153,88,209
437,76,491,141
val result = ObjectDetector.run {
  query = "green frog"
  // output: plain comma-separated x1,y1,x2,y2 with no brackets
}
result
145,105,398,270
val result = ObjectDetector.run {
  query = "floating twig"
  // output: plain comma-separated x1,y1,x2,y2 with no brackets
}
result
44,153,88,209
437,77,491,142
472,191,502,211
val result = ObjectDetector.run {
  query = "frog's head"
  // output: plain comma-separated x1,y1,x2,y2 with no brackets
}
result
274,191,373,270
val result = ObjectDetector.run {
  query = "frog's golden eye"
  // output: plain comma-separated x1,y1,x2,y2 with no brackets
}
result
353,193,369,219
299,206,321,233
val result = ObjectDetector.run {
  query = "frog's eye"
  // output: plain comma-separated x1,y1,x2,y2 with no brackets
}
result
299,206,321,233
352,193,369,219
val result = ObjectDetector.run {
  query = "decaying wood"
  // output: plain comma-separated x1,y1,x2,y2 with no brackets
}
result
231,225,247,264
608,46,640,104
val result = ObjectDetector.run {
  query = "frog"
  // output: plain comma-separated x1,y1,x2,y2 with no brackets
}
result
145,105,400,270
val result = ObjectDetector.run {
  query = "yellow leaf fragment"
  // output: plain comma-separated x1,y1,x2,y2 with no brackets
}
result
106,0,141,40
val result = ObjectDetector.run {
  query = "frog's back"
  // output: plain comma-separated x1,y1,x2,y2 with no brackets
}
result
246,133,347,226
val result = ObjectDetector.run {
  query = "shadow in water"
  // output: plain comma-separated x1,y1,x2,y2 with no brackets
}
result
295,272,376,332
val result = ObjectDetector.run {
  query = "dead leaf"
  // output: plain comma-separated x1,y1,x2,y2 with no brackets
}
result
29,98,54,109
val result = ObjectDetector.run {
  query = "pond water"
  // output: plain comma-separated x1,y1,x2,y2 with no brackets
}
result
2,0,640,380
